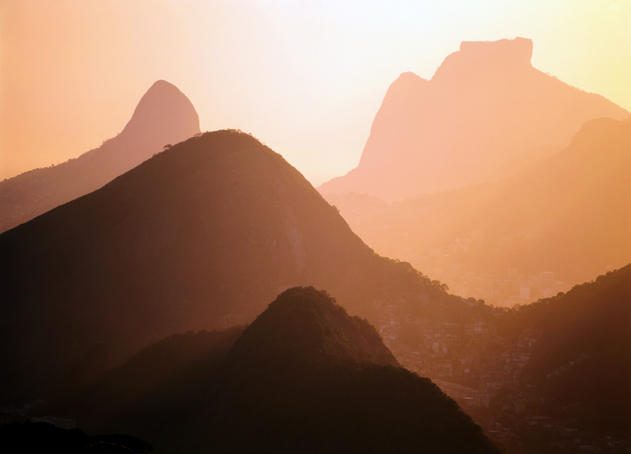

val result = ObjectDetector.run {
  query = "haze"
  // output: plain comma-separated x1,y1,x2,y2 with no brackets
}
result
2,0,630,183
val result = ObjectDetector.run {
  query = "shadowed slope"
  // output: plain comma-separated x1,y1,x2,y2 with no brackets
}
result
517,265,631,435
73,287,498,454
320,38,628,201
0,129,479,403
0,80,200,232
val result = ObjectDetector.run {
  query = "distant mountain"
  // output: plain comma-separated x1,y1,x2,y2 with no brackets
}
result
328,116,631,305
320,38,628,201
0,129,490,403
70,287,499,454
0,80,200,233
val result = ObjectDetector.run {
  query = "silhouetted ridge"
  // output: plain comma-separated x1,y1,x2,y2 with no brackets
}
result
0,80,200,232
226,286,398,368
433,37,533,80
517,264,631,435
3,128,472,404
71,288,498,454
320,37,628,200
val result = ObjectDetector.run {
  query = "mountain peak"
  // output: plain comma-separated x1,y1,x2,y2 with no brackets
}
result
226,287,398,368
459,37,532,61
433,37,533,81
0,80,201,233
121,79,200,139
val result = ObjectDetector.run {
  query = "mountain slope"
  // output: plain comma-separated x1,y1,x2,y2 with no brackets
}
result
328,117,631,305
72,287,499,454
0,129,489,403
517,265,631,435
320,37,628,201
0,80,200,232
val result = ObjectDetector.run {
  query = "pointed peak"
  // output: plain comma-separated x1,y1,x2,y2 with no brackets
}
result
394,71,427,84
226,287,398,368
389,71,428,91
380,72,429,106
147,79,179,90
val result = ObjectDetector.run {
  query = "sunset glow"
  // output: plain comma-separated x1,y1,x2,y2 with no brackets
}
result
1,0,630,183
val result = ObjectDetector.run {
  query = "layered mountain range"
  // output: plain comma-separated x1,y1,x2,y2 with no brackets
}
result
1,123,628,452
62,287,499,454
0,80,200,233
320,38,628,201
327,116,631,304
1,38,629,452
0,129,481,403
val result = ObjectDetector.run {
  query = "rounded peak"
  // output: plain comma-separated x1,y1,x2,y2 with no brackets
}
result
120,80,200,139
160,129,278,162
394,71,427,84
388,71,428,93
147,79,179,90
226,287,398,368
433,37,533,81
566,116,631,151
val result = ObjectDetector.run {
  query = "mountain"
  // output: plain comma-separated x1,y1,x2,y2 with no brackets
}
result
0,80,200,233
517,264,631,436
471,265,631,453
0,129,491,403
327,116,631,305
320,37,628,201
69,287,499,454
2,128,626,452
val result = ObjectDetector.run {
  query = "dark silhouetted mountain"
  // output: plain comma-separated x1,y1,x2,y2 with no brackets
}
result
320,38,628,201
70,287,498,454
225,286,398,368
0,80,200,233
0,421,152,453
516,264,631,436
0,129,489,404
453,265,631,453
328,116,631,305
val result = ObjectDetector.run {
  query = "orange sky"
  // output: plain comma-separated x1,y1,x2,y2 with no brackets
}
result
1,0,630,184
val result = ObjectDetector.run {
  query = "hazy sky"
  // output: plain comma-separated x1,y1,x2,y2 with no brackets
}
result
1,0,630,184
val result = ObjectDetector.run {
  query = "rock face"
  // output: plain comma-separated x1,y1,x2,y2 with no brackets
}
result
73,287,499,454
320,37,628,201
0,80,200,232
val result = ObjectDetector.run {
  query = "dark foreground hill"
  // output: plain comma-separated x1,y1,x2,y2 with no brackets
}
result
0,129,487,403
68,287,499,454
0,80,200,233
514,264,631,436
434,265,631,453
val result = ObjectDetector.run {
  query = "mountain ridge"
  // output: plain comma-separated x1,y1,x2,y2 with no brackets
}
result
0,80,200,233
68,287,499,454
320,37,628,201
